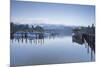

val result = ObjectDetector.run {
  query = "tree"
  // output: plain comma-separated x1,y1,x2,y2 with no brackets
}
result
35,25,44,33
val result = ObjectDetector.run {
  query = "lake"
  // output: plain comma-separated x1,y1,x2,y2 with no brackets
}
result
10,35,95,67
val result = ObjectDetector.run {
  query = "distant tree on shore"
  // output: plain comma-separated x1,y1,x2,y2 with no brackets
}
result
35,25,44,33
10,22,44,35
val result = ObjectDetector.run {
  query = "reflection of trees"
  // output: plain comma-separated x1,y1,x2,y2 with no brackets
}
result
10,22,44,38
11,33,45,45
72,24,95,61
10,22,66,44
72,36,95,61
11,32,61,45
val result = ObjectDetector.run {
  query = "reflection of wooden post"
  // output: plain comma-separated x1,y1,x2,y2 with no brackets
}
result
87,44,89,54
40,39,42,45
91,48,93,61
21,37,23,43
25,37,27,43
18,38,20,43
38,38,39,44
42,38,44,45
33,39,35,44
84,39,87,47
40,39,43,45
29,39,32,44
36,37,37,45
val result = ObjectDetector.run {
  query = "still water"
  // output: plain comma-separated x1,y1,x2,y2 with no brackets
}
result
10,35,95,66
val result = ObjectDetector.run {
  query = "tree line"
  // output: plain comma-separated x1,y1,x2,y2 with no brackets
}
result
10,22,44,35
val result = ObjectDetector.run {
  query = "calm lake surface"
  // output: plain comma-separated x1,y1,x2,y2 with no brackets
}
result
10,35,95,66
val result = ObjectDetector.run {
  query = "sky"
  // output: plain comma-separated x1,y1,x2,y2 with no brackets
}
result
11,1,95,26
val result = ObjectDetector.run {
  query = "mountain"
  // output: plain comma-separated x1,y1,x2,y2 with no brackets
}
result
32,23,73,35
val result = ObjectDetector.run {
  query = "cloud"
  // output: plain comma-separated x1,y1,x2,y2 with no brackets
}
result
11,17,50,24
11,17,80,26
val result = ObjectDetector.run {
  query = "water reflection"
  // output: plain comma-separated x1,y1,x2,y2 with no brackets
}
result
11,33,95,58
72,34,95,61
11,33,62,45
11,32,95,66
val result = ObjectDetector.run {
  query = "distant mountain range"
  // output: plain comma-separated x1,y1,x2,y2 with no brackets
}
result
12,22,78,35
31,23,74,35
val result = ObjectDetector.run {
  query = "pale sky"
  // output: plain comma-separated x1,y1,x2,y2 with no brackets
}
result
11,1,95,26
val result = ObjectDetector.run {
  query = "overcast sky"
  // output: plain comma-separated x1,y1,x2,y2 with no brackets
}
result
11,1,95,26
